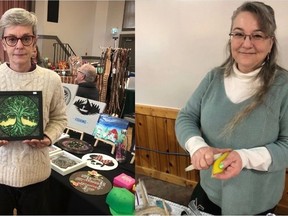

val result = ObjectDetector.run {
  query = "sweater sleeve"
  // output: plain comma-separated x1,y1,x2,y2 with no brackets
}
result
260,71,288,172
175,70,216,150
43,72,67,143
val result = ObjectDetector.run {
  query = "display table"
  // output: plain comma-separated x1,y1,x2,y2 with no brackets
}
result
122,89,135,117
47,132,135,215
59,75,75,84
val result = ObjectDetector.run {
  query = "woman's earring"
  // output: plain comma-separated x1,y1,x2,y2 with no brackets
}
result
266,53,270,62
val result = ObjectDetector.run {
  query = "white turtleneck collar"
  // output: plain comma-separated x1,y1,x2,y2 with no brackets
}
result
233,63,261,80
224,64,262,104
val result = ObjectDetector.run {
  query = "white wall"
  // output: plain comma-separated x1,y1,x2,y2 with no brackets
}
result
136,0,288,109
35,0,131,59
36,1,95,56
92,1,109,55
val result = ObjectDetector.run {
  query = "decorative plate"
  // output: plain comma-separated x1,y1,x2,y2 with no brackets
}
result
57,138,93,154
82,153,118,171
69,170,112,195
63,85,72,106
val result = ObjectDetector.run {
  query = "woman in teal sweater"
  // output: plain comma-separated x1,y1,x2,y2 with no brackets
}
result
175,2,288,215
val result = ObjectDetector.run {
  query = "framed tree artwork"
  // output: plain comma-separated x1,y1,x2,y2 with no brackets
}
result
0,91,43,141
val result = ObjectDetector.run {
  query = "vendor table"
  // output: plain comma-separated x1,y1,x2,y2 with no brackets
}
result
122,89,135,117
47,132,135,215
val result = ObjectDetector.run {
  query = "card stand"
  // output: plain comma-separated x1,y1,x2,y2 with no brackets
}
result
130,152,135,164
94,137,116,154
130,144,135,164
65,127,84,140
52,133,70,145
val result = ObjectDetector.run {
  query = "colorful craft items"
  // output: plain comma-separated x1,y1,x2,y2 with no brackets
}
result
106,187,135,215
113,173,135,190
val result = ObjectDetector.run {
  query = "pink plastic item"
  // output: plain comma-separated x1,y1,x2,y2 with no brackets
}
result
113,173,135,190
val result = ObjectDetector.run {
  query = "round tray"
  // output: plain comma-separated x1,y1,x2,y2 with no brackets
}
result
57,138,93,154
69,170,112,195
82,153,118,171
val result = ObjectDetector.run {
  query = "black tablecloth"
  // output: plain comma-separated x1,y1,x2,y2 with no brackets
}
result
48,132,135,215
121,89,135,118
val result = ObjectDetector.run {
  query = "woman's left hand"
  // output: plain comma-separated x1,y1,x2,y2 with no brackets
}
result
213,150,243,180
22,136,51,148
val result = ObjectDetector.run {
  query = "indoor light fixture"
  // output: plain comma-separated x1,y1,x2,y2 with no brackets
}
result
111,27,119,48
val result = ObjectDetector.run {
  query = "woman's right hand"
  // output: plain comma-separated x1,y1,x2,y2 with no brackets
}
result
0,140,9,147
191,147,231,170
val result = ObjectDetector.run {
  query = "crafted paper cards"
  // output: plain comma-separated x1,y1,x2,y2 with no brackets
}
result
62,83,78,108
66,96,106,135
93,114,129,145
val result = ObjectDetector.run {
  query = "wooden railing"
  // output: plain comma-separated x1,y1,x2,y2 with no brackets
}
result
37,35,76,66
53,43,76,65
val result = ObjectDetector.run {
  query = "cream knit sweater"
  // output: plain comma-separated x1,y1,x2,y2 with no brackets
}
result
0,63,67,187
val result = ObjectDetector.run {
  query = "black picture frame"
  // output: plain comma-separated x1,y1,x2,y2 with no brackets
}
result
122,0,135,31
0,91,43,141
47,0,59,23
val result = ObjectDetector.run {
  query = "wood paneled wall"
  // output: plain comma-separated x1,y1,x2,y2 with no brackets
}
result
135,104,199,187
135,104,288,214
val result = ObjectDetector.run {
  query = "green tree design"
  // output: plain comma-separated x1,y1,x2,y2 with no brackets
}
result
0,95,39,137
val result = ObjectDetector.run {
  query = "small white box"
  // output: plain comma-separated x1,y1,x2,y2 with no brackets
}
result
48,145,62,156
50,150,87,176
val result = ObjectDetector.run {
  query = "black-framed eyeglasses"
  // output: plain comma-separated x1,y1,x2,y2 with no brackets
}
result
229,32,270,43
2,35,35,47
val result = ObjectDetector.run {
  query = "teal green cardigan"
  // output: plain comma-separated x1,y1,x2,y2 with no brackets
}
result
175,67,288,214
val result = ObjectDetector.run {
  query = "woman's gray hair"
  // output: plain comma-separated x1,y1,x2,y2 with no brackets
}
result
0,8,38,37
219,1,284,136
222,1,278,76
